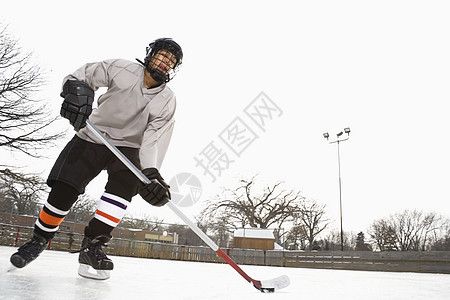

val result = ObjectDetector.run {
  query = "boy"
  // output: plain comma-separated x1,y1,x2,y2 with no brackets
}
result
10,38,183,280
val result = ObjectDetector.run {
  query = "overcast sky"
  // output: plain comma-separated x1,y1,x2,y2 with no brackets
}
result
2,0,450,235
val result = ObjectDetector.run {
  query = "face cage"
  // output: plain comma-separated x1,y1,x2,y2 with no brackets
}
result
145,42,182,82
150,53,180,82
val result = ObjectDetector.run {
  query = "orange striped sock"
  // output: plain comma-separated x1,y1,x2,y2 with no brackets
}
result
35,202,70,234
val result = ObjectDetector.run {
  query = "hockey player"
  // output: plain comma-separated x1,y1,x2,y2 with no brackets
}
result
10,38,183,280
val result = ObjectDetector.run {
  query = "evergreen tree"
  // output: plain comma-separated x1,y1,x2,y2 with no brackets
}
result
355,232,372,251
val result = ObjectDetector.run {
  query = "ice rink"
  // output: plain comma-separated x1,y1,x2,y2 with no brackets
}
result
1,246,449,300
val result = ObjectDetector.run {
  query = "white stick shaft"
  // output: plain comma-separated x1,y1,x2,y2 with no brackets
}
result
85,120,219,251
86,120,149,183
166,202,218,251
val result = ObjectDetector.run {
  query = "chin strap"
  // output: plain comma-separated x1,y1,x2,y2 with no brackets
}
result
136,58,151,73
136,58,145,66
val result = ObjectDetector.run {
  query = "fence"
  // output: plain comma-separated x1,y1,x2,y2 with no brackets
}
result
2,223,450,274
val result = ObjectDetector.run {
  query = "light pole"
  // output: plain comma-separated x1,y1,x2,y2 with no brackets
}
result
323,127,350,251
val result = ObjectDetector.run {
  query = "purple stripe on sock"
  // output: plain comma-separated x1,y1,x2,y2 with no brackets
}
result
100,195,128,210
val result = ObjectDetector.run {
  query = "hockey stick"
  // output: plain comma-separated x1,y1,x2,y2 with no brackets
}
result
86,120,290,293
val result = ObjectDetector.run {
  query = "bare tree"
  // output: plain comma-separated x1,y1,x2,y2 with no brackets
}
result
295,198,330,251
0,169,47,216
394,210,444,251
368,218,398,251
282,223,307,250
316,229,355,251
369,209,447,251
0,24,64,158
430,222,450,250
201,176,304,234
198,214,233,247
120,214,165,231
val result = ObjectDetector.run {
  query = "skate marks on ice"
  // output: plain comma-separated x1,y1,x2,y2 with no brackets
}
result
0,246,291,300
2,246,450,300
5,263,18,273
1,247,113,300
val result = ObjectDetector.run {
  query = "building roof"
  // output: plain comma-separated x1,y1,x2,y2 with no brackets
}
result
233,228,275,239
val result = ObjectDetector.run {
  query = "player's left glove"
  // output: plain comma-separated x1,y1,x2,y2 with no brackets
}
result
138,168,170,207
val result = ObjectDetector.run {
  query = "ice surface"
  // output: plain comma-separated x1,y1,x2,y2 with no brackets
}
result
1,246,449,300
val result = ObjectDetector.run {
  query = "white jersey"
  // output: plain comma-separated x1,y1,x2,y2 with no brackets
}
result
62,59,176,170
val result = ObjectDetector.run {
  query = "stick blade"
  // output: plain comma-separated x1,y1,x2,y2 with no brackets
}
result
256,275,290,293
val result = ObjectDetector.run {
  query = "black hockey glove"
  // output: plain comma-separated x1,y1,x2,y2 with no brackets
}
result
138,168,171,207
60,80,95,131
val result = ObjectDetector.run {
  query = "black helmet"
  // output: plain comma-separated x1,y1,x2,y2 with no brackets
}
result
139,38,183,83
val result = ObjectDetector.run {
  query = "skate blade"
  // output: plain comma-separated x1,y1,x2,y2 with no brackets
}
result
78,264,110,280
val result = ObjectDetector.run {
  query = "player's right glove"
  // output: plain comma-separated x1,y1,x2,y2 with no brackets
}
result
60,80,95,131
138,168,171,207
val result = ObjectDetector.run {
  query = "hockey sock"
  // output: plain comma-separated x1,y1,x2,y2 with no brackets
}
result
34,201,70,240
34,182,79,240
86,192,129,237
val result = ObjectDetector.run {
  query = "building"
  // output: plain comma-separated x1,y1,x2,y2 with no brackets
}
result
233,228,275,250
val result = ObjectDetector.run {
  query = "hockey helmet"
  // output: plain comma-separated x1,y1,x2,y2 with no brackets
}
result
142,38,183,83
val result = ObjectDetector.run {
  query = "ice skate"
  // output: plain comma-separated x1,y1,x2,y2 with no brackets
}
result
76,234,113,280
10,233,48,268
